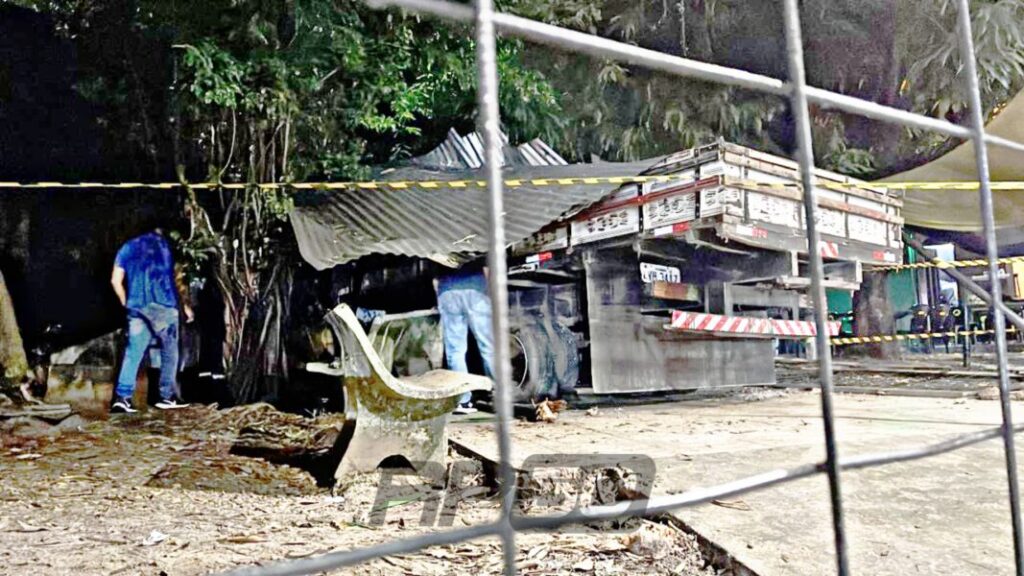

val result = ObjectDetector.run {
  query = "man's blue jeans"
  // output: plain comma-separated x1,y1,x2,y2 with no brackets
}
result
438,287,495,404
115,304,180,401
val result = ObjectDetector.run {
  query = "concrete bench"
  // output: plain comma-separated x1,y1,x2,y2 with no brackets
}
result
305,304,492,490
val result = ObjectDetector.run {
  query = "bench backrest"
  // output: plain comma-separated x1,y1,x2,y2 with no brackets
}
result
325,303,492,401
324,304,390,381
368,310,443,376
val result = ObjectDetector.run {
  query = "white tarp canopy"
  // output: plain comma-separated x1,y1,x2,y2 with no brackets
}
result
880,92,1024,233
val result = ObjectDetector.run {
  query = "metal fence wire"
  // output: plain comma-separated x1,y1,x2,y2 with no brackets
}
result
218,0,1024,574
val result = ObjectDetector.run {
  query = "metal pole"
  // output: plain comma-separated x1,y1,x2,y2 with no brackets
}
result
781,1,850,574
928,267,939,354
954,1,1024,572
958,278,973,367
474,0,518,573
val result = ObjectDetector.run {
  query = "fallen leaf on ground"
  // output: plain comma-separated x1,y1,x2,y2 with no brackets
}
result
620,522,676,559
572,558,595,572
526,544,550,560
15,521,47,532
218,534,268,544
711,498,752,511
596,538,628,553
535,400,557,423
424,548,456,559
285,547,329,559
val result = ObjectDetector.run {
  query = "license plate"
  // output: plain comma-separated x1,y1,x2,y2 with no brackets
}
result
640,262,681,283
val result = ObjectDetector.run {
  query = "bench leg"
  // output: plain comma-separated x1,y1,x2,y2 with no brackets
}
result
333,411,450,492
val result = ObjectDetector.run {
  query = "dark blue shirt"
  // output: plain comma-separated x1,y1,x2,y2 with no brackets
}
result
437,268,487,294
114,232,178,310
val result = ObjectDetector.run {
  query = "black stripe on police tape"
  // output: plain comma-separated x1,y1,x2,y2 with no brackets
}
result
0,177,998,191
873,256,1024,272
832,327,1018,346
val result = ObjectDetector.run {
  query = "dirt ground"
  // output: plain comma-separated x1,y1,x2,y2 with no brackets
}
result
0,404,718,576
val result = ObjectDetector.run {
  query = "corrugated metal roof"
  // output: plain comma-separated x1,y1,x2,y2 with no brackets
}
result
290,158,658,270
409,128,570,170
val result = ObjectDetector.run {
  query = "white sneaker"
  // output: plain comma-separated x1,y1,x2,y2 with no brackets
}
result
453,402,478,415
155,398,190,410
111,397,137,414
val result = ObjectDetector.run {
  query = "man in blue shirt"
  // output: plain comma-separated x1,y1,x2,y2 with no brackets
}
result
436,263,494,414
109,228,193,413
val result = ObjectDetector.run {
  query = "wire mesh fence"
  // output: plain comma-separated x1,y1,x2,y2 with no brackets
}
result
216,1,1024,574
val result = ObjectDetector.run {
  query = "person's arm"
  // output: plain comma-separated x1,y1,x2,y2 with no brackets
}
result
110,265,127,307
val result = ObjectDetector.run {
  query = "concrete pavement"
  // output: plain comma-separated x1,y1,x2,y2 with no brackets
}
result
449,391,1024,575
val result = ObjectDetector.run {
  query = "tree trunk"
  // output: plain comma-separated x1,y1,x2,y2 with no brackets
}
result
225,266,291,404
0,267,29,388
852,272,900,359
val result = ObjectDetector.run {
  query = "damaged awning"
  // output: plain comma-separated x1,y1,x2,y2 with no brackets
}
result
880,91,1024,234
289,160,657,270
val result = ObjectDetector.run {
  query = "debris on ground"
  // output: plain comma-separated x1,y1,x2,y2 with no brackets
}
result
711,498,752,511
0,403,718,575
0,402,73,422
516,455,653,532
736,387,792,402
777,352,1024,398
141,530,169,547
976,387,1024,401
534,398,567,423
0,416,62,439
225,403,347,484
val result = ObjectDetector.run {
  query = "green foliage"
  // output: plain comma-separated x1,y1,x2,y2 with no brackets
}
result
826,147,877,177
520,36,784,163
903,0,1024,118
19,0,566,180
510,0,1024,176
21,0,1024,181
17,0,568,400
179,42,248,109
508,1,792,163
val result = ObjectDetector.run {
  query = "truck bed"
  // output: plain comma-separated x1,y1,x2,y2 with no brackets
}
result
514,140,904,268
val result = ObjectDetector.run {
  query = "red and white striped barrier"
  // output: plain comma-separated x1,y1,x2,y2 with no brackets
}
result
669,311,840,339
819,241,839,259
669,311,774,335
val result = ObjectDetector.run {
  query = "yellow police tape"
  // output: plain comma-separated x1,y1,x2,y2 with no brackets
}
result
1,176,666,190
9,177,1023,275
0,175,724,190
831,327,1018,346
872,255,1024,273
1,177,1023,192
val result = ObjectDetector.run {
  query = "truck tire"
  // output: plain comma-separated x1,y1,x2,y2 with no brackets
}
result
509,324,552,403
551,323,580,395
